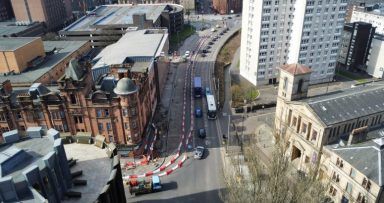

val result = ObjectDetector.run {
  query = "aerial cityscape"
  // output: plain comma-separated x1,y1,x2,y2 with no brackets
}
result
0,0,383,202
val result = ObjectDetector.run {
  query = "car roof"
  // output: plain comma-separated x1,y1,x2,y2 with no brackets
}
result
152,176,160,184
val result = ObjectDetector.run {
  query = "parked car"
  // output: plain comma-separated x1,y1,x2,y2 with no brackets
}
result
195,107,202,117
201,53,206,57
202,49,208,53
208,41,214,45
205,87,211,95
194,146,205,159
210,28,216,32
198,128,206,138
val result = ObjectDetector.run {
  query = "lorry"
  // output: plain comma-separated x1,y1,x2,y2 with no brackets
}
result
128,175,162,195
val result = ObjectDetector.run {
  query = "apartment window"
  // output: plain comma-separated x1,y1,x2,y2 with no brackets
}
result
346,182,353,194
350,168,356,178
311,130,318,141
357,193,367,203
292,117,297,127
69,94,77,104
98,123,103,131
106,122,111,131
329,186,337,196
302,123,307,134
74,116,83,124
96,109,102,118
16,112,23,120
131,108,137,116
104,109,109,117
336,158,344,168
332,171,340,182
124,122,129,130
362,178,371,191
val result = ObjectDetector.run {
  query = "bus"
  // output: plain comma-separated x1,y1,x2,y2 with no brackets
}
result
194,77,202,98
206,94,217,119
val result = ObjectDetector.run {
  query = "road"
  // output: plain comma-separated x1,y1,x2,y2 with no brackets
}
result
125,16,243,202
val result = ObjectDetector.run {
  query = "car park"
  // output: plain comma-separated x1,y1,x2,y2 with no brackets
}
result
194,146,205,159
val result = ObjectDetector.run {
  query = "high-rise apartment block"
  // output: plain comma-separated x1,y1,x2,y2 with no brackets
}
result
350,5,384,35
240,0,348,86
11,0,68,31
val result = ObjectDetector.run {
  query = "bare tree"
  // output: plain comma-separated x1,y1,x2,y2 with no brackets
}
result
222,136,331,203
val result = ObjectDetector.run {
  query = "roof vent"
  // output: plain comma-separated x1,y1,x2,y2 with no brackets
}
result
373,137,384,150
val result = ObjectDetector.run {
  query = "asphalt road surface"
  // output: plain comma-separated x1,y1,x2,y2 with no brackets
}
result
126,23,238,202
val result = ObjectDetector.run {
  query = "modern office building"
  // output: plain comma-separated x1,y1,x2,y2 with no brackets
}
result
59,4,183,47
337,22,375,71
0,0,14,21
240,0,348,86
212,0,242,14
0,29,169,146
0,128,125,202
350,4,384,35
10,0,69,31
367,34,384,78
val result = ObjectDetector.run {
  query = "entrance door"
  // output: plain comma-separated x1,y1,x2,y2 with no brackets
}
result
291,145,302,161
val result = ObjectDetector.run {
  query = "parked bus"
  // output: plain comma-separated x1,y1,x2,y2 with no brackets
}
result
206,94,217,119
194,77,202,98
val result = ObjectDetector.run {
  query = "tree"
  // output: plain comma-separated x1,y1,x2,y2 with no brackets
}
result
221,136,331,203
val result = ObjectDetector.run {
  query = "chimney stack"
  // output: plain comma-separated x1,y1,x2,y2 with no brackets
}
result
348,126,369,145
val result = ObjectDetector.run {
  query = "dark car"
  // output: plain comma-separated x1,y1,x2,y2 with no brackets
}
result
194,146,205,159
201,53,206,57
195,107,202,118
202,49,208,53
219,32,224,35
205,45,211,49
208,41,214,45
198,128,206,138
236,14,240,17
212,38,217,41
228,16,232,19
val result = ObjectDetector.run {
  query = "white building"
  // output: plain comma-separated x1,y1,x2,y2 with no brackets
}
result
351,6,384,35
240,0,348,86
367,34,384,78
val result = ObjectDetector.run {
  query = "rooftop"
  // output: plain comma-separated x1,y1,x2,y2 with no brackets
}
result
0,21,43,37
0,37,39,51
302,82,384,125
62,4,182,32
62,143,110,203
0,40,89,85
92,29,167,72
326,127,384,186
280,64,312,75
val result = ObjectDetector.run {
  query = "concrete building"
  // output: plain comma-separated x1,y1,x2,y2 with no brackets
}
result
10,0,69,31
0,0,14,21
275,63,384,202
337,22,375,72
0,128,125,202
59,4,184,47
350,5,384,35
0,29,169,146
322,128,384,203
212,0,242,14
118,0,195,12
367,34,384,78
0,37,91,87
240,0,348,86
0,21,45,37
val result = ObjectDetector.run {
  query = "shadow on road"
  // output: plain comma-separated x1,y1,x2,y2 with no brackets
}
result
134,189,225,203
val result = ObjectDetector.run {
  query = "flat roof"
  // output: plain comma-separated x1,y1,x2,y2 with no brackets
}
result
0,37,40,51
62,4,182,32
0,40,89,85
92,29,167,71
0,21,41,36
62,143,110,203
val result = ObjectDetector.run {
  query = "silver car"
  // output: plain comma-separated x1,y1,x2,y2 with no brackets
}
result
194,146,205,159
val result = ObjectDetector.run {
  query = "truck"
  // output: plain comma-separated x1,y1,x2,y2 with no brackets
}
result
128,175,162,195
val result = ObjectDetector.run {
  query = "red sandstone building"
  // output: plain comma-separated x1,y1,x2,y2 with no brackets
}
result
212,0,242,14
0,29,169,145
